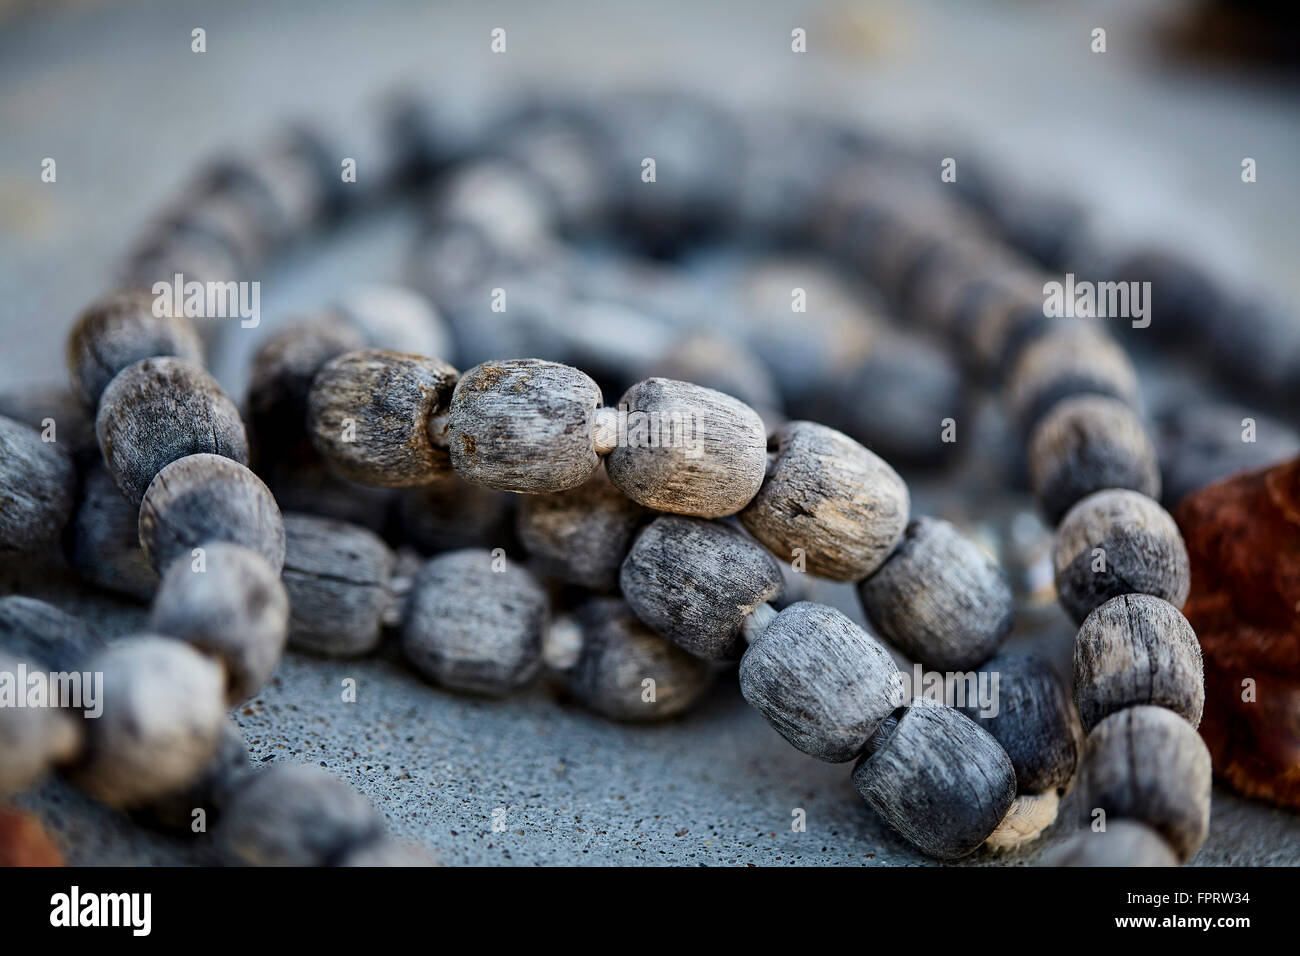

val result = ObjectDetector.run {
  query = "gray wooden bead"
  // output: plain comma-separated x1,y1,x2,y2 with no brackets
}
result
647,333,783,425
136,718,252,831
858,516,1013,671
71,636,226,808
604,377,767,518
150,542,289,704
96,356,249,506
1053,489,1190,626
68,461,159,600
619,515,784,660
740,601,899,761
1080,705,1211,862
563,597,713,722
447,359,603,493
396,474,515,553
66,288,204,409
0,385,98,462
260,452,396,534
516,469,647,591
0,651,82,796
853,699,1016,859
1043,819,1179,867
1005,327,1139,433
281,512,395,658
333,284,453,360
0,414,76,554
401,549,548,695
0,595,105,672
1028,395,1161,524
740,420,909,581
216,763,384,867
1074,594,1204,733
138,453,285,575
308,348,459,487
958,653,1082,794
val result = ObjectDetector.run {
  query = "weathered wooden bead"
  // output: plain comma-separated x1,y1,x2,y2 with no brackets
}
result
216,763,384,866
401,549,548,695
958,653,1081,794
150,543,289,703
1080,705,1211,862
281,513,395,658
0,596,105,673
446,359,604,494
308,349,459,487
65,289,204,409
0,414,76,554
1005,327,1139,433
96,356,249,506
516,470,647,591
333,285,453,361
562,597,713,722
604,378,766,518
1074,594,1204,733
1043,819,1179,867
67,462,158,600
620,516,784,660
852,699,1017,860
740,602,899,761
1053,489,1191,625
0,651,82,796
858,517,1013,671
740,421,909,581
396,475,514,553
138,453,285,575
0,385,98,462
71,636,226,808
1028,395,1161,524
136,718,251,831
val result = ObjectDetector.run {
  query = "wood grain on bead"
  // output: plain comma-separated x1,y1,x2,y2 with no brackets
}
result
96,356,249,506
984,791,1060,850
67,461,159,600
447,359,603,493
740,420,909,581
308,348,458,487
1080,705,1211,862
1074,594,1204,732
1028,394,1161,524
0,414,76,554
852,699,1017,860
604,377,767,517
619,515,784,660
1053,489,1190,625
1005,327,1139,433
0,595,105,673
281,512,395,658
138,453,285,574
858,516,1013,671
739,601,899,761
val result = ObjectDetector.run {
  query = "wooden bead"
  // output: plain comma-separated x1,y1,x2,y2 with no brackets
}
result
1044,819,1179,867
401,549,548,695
984,791,1061,850
96,356,249,506
563,597,713,722
604,378,766,517
739,421,909,581
959,653,1081,794
396,475,514,553
648,333,783,424
858,517,1013,670
516,469,647,591
0,651,82,796
447,359,603,493
1005,327,1139,433
739,601,899,761
138,453,285,575
1028,395,1161,524
0,414,76,554
281,512,395,658
136,718,251,830
65,288,204,409
852,699,1017,860
1053,489,1190,625
1074,594,1204,733
333,285,453,360
260,453,396,534
216,763,383,866
0,385,98,462
619,516,784,660
71,636,226,808
1080,705,1211,862
67,462,158,600
308,349,459,487
150,542,289,704
0,595,105,672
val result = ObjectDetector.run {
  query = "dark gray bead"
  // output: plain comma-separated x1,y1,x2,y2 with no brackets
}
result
858,517,1013,671
1053,489,1190,625
0,651,82,797
740,601,899,762
0,595,105,672
96,356,249,506
619,516,784,660
1080,705,1211,862
396,475,515,553
260,453,396,534
852,699,1017,860
138,453,285,575
1074,594,1204,733
1043,819,1179,867
1005,327,1139,433
67,461,158,600
0,414,76,554
401,549,548,696
136,718,252,831
0,385,98,462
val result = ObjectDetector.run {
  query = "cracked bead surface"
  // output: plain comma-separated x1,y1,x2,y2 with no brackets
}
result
0,414,76,554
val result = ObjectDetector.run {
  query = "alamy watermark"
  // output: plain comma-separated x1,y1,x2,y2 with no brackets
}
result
1043,272,1151,329
891,664,1000,717
0,662,102,718
152,273,260,328
594,405,704,459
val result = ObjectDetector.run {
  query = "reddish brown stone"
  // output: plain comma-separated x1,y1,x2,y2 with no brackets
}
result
0,807,64,866
1175,456,1300,810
